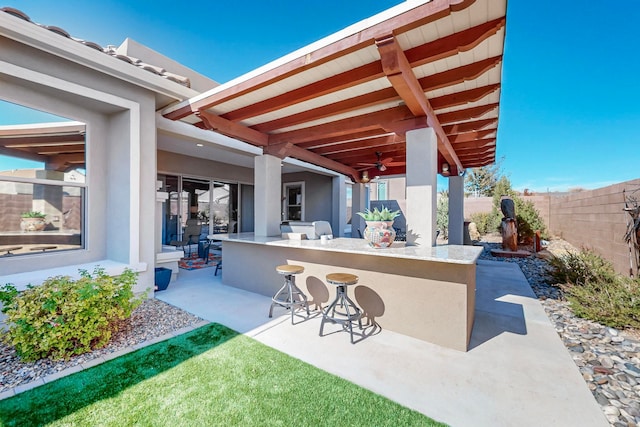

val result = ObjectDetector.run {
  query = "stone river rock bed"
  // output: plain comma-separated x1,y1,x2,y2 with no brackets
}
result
479,238,640,427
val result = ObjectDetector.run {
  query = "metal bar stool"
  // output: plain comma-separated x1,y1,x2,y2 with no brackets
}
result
320,273,362,343
269,264,310,324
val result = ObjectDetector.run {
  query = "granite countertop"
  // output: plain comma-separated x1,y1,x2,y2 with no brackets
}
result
209,233,482,265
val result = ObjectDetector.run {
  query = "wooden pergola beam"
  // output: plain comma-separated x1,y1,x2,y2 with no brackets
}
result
268,106,415,145
430,84,500,110
451,137,496,151
296,130,388,150
443,118,497,134
311,134,400,156
197,111,268,147
376,33,462,172
437,103,499,124
449,129,496,143
264,142,360,182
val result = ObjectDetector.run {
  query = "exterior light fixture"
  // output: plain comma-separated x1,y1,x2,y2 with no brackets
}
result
442,162,450,176
196,143,204,147
361,170,370,183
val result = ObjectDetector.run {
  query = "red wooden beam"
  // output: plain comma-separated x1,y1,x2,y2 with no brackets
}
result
268,106,415,145
311,134,400,156
437,103,498,124
376,33,462,171
430,84,500,110
449,129,496,143
443,118,497,134
198,111,268,147
296,129,388,150
264,142,360,181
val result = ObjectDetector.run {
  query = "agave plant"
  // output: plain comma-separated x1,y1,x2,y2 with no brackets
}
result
356,206,401,221
20,211,46,218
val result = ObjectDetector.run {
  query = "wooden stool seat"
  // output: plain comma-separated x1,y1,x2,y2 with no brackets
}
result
276,264,305,275
320,272,362,344
269,264,309,324
326,273,358,285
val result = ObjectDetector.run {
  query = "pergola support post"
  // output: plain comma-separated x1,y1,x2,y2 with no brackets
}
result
254,154,282,236
448,175,465,245
405,127,437,246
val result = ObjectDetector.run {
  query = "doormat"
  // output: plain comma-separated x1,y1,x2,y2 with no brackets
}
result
178,253,222,270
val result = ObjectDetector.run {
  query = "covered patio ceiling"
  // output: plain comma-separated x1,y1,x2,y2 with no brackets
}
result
0,121,85,172
163,0,506,183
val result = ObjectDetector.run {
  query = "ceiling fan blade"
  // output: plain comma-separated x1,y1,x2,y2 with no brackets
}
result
386,161,406,167
357,162,376,166
380,157,395,164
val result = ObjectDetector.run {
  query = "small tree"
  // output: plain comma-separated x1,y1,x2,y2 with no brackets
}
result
436,191,449,239
464,157,504,197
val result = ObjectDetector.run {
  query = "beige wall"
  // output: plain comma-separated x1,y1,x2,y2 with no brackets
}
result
549,179,640,276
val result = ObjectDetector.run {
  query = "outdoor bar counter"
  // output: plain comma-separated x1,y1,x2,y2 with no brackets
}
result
214,233,483,351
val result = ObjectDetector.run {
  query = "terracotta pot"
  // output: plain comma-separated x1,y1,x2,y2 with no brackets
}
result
363,220,396,248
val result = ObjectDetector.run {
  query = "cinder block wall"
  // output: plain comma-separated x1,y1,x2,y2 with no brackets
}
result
548,178,640,276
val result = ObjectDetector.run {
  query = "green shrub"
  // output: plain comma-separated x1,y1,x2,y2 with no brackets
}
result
0,268,141,361
436,193,449,238
549,249,640,329
514,198,547,242
548,249,618,286
563,276,640,329
469,212,495,235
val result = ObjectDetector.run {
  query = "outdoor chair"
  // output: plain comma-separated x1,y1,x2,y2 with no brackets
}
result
169,222,202,257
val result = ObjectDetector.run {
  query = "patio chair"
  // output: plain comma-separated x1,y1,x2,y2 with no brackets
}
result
169,222,202,257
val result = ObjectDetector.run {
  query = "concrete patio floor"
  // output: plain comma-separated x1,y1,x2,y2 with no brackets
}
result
156,259,608,427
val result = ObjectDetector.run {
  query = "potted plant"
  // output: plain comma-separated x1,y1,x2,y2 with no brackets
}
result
356,206,401,248
20,211,47,232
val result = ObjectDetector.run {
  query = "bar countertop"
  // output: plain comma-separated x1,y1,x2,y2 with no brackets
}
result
209,233,482,265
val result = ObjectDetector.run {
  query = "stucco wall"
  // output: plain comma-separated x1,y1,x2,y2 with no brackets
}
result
157,150,254,184
0,32,160,292
283,172,332,223
549,179,640,276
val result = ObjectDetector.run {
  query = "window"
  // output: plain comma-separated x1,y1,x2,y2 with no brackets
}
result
283,182,304,221
377,180,388,200
0,101,86,256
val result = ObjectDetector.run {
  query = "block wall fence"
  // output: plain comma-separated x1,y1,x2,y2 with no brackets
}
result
462,178,640,276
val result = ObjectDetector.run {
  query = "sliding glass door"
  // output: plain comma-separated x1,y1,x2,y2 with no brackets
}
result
159,175,240,245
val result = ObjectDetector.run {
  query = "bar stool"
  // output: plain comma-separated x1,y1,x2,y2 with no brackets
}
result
269,264,310,324
320,273,362,344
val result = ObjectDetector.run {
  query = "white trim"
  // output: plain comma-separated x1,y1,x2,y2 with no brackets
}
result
0,175,86,188
0,60,142,266
156,113,262,156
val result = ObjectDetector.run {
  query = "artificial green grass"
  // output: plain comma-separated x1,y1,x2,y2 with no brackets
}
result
0,323,445,426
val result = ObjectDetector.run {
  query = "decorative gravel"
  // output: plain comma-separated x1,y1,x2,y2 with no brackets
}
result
478,237,640,427
0,299,204,394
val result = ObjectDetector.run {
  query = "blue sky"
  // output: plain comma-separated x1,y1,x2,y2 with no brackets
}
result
2,0,639,192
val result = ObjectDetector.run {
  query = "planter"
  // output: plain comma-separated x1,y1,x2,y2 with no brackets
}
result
363,220,396,248
154,267,172,291
20,217,47,232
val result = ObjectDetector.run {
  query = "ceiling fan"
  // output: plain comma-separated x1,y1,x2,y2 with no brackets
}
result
357,151,405,172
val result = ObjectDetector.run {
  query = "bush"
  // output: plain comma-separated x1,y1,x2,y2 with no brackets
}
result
514,197,547,242
549,249,640,329
436,193,449,239
548,249,617,286
0,268,141,361
469,212,496,235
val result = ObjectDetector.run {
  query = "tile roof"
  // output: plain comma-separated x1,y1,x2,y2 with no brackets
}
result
1,7,191,87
